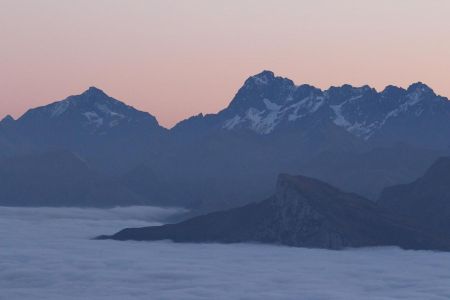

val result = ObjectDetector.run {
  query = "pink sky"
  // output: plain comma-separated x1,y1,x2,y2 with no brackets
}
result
1,0,450,128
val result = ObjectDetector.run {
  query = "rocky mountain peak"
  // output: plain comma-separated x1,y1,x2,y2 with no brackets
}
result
216,72,450,147
405,82,436,104
85,86,105,94
381,85,406,98
407,82,434,95
16,87,161,136
248,70,276,85
0,115,15,126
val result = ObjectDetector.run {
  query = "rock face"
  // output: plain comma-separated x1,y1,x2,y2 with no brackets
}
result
99,174,450,251
379,157,450,236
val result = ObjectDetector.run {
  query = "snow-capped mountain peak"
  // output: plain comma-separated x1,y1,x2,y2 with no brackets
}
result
85,86,106,95
250,70,276,85
221,71,450,140
407,82,434,95
18,87,160,134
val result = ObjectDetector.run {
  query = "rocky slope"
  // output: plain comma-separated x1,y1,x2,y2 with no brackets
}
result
99,174,450,251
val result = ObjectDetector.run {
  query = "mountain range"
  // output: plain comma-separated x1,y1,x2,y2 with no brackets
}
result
1,71,450,210
175,71,450,150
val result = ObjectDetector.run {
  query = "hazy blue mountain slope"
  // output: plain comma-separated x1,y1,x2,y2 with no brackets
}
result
379,157,450,236
0,151,146,207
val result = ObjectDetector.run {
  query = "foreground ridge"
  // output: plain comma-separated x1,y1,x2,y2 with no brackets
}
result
98,174,450,251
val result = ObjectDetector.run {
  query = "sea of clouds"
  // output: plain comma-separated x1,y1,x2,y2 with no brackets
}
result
1,206,450,300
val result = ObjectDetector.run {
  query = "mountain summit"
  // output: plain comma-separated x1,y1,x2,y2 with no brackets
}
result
18,87,160,133
7,87,166,173
0,115,15,126
174,71,450,150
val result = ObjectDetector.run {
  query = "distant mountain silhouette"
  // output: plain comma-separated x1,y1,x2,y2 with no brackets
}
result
1,71,450,209
0,151,146,207
300,143,445,200
99,174,450,251
379,157,450,236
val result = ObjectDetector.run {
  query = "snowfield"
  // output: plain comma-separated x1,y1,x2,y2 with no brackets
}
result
1,206,450,300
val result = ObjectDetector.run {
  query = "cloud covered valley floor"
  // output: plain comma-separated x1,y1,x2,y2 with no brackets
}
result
1,206,450,300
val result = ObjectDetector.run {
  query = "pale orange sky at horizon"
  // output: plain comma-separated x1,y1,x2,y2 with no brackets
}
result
1,0,450,128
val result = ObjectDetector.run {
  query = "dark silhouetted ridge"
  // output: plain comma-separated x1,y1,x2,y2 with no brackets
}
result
99,174,450,251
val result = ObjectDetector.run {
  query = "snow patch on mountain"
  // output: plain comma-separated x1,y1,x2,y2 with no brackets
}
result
287,97,318,121
223,115,241,130
330,104,351,127
96,104,125,119
83,112,104,127
223,94,328,134
51,100,70,118
252,71,274,85
223,106,281,134
263,99,281,111
377,92,427,128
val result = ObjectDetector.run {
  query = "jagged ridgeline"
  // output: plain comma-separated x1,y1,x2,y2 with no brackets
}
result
1,71,450,209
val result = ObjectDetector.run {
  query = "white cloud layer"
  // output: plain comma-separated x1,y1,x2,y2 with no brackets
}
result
1,206,450,300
